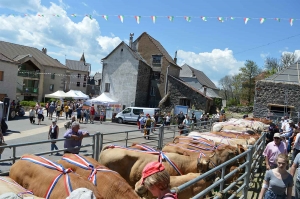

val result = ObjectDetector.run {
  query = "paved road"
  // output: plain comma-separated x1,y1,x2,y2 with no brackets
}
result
0,110,171,173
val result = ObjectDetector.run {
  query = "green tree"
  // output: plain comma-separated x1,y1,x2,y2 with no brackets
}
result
231,74,243,105
218,75,233,100
239,60,261,105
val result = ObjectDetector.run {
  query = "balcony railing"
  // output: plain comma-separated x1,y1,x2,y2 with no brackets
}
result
17,87,39,94
18,70,40,78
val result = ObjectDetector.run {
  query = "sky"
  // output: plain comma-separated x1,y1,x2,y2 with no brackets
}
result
0,0,299,87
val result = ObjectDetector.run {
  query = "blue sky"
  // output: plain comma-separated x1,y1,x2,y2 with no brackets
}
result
0,0,299,86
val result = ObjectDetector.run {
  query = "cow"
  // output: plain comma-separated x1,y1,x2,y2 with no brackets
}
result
212,119,269,133
99,145,209,187
188,132,252,146
0,176,44,198
244,117,272,125
135,173,212,199
210,131,260,140
9,154,103,199
58,154,141,199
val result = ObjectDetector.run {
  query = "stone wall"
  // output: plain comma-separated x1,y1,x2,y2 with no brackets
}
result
254,80,300,118
228,106,253,113
135,61,151,107
159,75,211,113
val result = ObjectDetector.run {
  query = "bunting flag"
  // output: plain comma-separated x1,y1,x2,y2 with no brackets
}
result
38,14,44,17
86,15,92,19
9,14,15,17
230,17,234,20
244,17,250,24
218,17,224,22
201,16,207,21
53,14,60,17
184,16,191,22
71,14,76,17
260,18,265,24
24,14,28,16
168,16,174,22
118,15,124,23
151,16,156,23
275,18,280,22
135,16,141,24
102,15,108,21
290,18,294,26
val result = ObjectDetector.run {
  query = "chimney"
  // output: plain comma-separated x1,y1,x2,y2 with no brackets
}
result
42,47,47,54
203,85,207,96
174,51,177,64
129,33,134,48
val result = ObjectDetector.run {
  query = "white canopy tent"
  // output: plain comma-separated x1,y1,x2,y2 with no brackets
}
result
65,90,89,99
85,93,118,105
45,90,69,99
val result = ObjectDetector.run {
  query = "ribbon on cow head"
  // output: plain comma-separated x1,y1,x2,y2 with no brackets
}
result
62,154,118,186
21,155,73,199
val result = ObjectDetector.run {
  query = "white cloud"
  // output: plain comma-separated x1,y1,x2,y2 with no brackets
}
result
58,0,70,10
281,50,300,60
260,52,270,59
82,2,88,7
177,48,245,86
0,1,121,72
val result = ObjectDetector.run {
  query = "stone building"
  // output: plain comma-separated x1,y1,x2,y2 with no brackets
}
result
86,72,101,97
101,41,151,108
254,63,300,120
0,53,18,100
65,53,90,94
159,75,213,113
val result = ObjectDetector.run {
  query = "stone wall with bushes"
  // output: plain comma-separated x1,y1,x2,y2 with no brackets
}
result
227,106,253,113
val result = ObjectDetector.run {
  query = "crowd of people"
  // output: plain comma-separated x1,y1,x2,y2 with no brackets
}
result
260,116,300,199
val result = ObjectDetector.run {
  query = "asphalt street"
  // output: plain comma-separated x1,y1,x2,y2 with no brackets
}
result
0,110,170,174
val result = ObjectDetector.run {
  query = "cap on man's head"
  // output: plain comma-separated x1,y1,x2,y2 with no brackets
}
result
52,119,57,123
273,133,281,138
281,117,284,120
141,162,165,184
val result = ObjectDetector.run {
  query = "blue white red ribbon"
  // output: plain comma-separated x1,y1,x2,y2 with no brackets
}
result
21,155,73,199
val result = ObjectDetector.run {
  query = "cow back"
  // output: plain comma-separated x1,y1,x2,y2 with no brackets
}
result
9,155,103,199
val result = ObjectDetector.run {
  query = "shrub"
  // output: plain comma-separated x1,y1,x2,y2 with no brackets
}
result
20,101,45,107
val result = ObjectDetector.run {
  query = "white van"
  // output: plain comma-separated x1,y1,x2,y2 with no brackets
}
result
116,107,160,123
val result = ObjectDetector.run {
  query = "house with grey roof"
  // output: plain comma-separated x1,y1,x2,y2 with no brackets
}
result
86,72,101,97
0,53,18,101
65,53,91,94
254,62,300,120
180,64,220,99
0,40,68,102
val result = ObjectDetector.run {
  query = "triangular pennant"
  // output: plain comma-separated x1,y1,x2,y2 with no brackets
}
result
102,15,108,21
218,17,224,22
230,17,234,20
201,16,207,21
168,16,174,22
118,15,124,23
244,18,250,24
275,18,280,22
71,14,77,17
151,16,156,23
86,15,92,19
38,14,44,17
184,16,191,22
260,18,265,24
135,16,141,24
290,18,294,26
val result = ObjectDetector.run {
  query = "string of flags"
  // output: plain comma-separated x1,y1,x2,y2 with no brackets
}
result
4,13,299,26
18,71,96,79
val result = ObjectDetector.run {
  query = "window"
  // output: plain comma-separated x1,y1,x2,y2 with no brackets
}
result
51,73,55,79
77,82,80,87
105,83,110,92
78,74,81,78
152,55,162,66
84,75,87,81
152,72,160,80
83,82,86,87
150,87,155,96
133,109,143,115
122,108,131,114
0,71,3,81
49,84,54,91
179,98,191,107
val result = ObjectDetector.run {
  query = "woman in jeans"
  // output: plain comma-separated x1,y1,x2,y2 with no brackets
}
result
48,119,59,155
258,154,293,199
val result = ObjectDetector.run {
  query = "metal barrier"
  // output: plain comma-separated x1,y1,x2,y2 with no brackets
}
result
169,132,266,199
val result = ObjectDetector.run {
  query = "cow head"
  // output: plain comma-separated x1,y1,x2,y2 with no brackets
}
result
197,156,210,174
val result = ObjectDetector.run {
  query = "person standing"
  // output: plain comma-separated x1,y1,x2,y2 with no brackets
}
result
165,113,171,126
48,102,55,120
176,111,185,125
290,152,300,199
144,114,152,139
37,107,44,125
64,104,69,120
90,104,95,124
63,122,89,154
292,129,300,163
48,119,59,156
0,128,5,159
29,107,36,124
35,102,40,114
140,162,178,199
263,133,287,170
84,108,90,124
45,102,49,117
258,154,293,199
100,109,105,124
139,113,146,133
191,112,197,125
281,120,294,153
76,105,82,123
56,104,61,120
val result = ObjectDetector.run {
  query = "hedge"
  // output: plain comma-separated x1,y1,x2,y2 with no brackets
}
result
20,101,45,107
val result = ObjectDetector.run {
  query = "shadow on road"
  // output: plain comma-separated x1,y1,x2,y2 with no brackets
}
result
5,130,21,134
